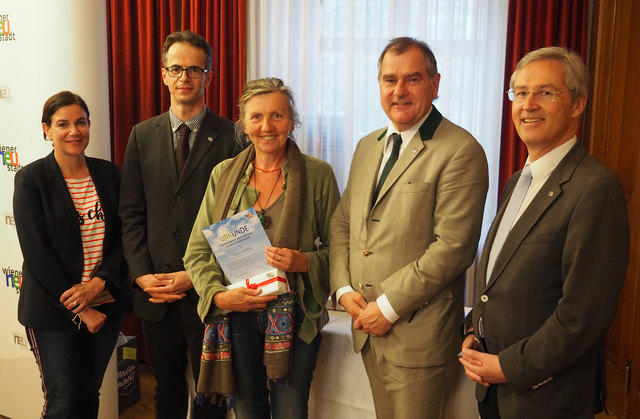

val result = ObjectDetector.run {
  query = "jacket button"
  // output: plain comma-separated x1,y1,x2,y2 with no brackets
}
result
362,249,371,256
480,294,489,302
175,194,182,202
172,229,179,236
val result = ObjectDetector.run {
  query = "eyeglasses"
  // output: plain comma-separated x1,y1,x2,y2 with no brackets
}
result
507,89,572,103
164,66,209,79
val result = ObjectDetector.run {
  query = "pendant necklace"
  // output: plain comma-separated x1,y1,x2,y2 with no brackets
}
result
252,164,281,228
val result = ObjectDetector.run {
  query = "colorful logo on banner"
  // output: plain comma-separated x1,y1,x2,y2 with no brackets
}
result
0,14,16,42
3,266,22,293
0,144,21,172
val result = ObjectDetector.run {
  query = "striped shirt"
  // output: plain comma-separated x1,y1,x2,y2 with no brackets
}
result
65,176,114,306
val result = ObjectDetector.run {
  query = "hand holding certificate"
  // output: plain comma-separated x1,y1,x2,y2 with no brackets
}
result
202,207,290,296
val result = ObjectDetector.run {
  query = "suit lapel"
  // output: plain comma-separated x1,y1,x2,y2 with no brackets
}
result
155,113,180,187
485,143,587,289
485,183,560,289
44,152,82,247
374,135,424,205
372,107,443,207
477,195,506,291
364,131,386,209
177,111,219,190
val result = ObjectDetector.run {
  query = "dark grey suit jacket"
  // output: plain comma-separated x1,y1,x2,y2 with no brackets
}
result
471,143,629,418
120,110,238,321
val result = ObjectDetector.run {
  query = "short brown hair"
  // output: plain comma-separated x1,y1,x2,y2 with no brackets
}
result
162,30,213,70
41,91,90,139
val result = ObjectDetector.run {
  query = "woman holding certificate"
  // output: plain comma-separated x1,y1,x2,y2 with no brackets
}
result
184,78,340,418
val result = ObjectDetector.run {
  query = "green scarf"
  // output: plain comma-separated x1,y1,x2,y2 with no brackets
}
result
197,139,305,403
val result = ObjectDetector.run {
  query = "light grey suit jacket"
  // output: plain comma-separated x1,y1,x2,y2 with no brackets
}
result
331,107,488,367
470,143,629,418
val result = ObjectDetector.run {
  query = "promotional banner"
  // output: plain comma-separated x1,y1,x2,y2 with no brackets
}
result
0,1,116,417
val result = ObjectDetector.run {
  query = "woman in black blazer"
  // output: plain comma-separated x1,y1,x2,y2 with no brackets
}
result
13,91,132,418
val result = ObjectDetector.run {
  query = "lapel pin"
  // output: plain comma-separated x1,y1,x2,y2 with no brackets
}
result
548,191,554,197
208,137,214,142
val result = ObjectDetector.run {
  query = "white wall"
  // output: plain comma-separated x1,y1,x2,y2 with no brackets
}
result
0,1,116,417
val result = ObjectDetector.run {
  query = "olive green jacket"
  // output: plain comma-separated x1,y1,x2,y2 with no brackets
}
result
184,154,340,343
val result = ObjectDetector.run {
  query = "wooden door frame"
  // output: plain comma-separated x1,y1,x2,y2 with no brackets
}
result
586,0,640,417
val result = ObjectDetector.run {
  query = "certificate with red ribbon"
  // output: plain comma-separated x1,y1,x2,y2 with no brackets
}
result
202,207,289,296
226,270,289,296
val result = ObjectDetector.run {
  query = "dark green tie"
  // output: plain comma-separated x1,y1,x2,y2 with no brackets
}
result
373,133,402,203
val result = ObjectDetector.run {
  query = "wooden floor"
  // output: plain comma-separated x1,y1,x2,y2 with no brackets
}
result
119,364,156,419
116,371,620,419
0,371,620,419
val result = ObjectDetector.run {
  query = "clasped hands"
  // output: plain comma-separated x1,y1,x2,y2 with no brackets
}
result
137,270,194,303
339,290,509,388
60,277,107,333
339,291,392,337
458,332,507,386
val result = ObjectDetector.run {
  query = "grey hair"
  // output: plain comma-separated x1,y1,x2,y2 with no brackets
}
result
235,78,300,144
377,37,438,78
509,46,589,102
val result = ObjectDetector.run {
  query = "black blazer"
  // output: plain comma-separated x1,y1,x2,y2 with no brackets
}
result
14,152,132,330
119,110,238,321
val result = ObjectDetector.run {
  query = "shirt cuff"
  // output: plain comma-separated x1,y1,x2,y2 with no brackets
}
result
335,285,355,307
376,294,399,323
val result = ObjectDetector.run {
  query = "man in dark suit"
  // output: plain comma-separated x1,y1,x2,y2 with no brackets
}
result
119,30,237,418
459,47,630,418
330,37,488,418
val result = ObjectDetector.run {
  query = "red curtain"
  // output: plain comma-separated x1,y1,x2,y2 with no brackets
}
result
107,0,246,168
106,0,246,360
107,0,179,168
498,0,589,195
182,0,246,120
